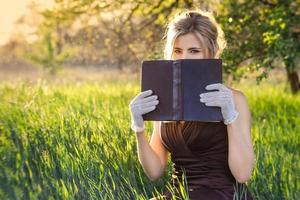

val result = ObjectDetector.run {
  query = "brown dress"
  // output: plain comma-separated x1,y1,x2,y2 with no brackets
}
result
160,121,254,200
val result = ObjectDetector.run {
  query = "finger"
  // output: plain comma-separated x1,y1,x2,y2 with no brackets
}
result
200,92,231,99
131,100,158,111
134,95,158,104
140,106,156,114
200,91,230,99
200,97,229,106
200,97,213,103
131,90,153,103
199,91,219,98
136,100,159,107
205,83,227,91
204,101,220,107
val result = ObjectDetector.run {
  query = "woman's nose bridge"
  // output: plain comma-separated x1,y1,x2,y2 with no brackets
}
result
182,50,189,59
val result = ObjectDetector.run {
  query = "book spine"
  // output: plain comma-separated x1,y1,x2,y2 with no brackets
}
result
173,60,182,120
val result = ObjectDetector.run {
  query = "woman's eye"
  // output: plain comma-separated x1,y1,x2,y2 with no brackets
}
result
174,50,181,53
190,50,200,53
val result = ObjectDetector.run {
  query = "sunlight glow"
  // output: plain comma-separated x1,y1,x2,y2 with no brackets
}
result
0,0,53,46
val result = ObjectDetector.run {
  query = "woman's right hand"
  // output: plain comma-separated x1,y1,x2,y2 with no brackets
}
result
129,90,159,133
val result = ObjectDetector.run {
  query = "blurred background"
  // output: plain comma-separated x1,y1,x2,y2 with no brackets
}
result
0,1,299,200
0,0,299,92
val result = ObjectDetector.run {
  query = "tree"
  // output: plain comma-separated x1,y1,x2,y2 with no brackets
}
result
25,0,89,74
217,0,300,94
25,0,213,71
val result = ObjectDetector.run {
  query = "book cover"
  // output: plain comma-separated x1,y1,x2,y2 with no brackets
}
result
141,59,223,122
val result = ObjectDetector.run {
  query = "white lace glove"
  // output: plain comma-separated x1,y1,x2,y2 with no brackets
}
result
129,90,159,133
199,83,239,125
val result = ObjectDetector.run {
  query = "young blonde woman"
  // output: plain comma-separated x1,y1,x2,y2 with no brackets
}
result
129,10,255,200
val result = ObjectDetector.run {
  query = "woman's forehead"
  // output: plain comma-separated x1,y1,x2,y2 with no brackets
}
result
174,32,204,48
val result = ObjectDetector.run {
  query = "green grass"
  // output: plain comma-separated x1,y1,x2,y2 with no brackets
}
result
0,76,299,200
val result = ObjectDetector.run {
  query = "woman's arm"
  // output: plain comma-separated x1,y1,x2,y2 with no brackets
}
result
136,121,169,181
227,90,255,183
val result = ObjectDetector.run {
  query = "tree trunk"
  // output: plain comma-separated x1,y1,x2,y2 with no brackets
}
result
284,58,299,94
286,67,300,94
287,71,300,94
117,57,124,71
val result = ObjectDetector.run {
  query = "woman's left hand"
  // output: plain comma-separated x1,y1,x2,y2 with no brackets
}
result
199,83,239,125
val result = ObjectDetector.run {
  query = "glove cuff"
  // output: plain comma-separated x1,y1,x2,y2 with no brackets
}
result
224,110,239,125
131,123,144,133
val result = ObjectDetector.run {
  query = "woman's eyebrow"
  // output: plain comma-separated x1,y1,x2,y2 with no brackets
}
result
188,47,202,50
174,47,202,50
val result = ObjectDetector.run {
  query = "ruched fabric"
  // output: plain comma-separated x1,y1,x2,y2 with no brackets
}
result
159,121,254,200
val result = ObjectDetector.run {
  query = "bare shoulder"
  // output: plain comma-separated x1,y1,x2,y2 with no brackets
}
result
227,86,251,122
227,87,248,106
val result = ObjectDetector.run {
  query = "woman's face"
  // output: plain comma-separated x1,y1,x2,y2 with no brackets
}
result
171,32,205,60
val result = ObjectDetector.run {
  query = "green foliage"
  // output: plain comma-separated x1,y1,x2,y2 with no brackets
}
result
26,32,75,75
25,1,84,74
0,77,299,199
11,0,299,93
218,0,300,84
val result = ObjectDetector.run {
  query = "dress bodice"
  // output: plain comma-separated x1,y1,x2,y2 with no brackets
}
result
160,121,236,191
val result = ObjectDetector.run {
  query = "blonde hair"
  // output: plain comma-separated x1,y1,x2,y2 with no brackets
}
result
163,10,226,59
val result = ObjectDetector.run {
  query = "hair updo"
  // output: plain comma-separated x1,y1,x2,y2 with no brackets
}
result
163,10,226,59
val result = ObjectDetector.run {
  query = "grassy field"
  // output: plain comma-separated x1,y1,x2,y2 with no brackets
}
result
0,68,299,199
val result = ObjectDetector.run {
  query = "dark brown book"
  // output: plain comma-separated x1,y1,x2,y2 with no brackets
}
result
141,59,223,122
